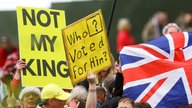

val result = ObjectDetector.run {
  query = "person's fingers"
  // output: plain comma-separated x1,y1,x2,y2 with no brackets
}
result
20,64,26,66
18,62,26,65
16,62,26,69
16,60,26,65
17,59,23,64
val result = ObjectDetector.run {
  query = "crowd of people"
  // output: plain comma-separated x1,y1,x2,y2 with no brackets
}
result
0,49,151,108
1,10,192,108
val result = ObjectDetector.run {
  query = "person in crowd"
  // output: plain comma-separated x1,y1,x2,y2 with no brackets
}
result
19,87,41,108
135,102,152,108
10,59,26,99
142,11,168,42
162,23,182,35
89,54,118,107
0,36,17,68
0,51,19,76
64,71,97,108
102,79,122,108
40,83,71,108
96,86,106,108
67,85,87,108
96,53,116,86
103,74,115,98
101,57,123,108
117,97,135,108
0,52,20,100
116,18,136,53
102,95,121,108
112,57,124,98
175,11,192,32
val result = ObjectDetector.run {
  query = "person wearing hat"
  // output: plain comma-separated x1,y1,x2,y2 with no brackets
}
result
40,83,71,108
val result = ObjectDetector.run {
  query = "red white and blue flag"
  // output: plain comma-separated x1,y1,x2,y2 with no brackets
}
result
120,32,192,108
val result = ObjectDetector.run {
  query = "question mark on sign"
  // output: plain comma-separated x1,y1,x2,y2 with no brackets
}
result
92,20,98,32
103,52,107,61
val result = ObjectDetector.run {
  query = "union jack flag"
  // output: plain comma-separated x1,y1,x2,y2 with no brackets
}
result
120,32,192,108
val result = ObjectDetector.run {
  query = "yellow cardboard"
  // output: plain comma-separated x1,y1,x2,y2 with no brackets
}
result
17,6,73,88
62,10,112,84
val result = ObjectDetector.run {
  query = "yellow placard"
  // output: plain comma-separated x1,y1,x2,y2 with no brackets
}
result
17,6,73,89
62,10,112,84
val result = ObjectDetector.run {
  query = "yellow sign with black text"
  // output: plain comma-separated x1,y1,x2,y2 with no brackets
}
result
17,6,73,88
62,10,112,84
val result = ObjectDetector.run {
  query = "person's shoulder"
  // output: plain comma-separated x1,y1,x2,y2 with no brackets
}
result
96,102,102,108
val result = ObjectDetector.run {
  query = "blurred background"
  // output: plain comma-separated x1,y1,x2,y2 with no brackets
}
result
1,0,192,59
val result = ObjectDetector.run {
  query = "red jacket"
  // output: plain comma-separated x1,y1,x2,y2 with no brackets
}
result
116,30,136,52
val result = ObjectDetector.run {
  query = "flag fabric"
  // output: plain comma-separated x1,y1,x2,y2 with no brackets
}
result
120,32,192,108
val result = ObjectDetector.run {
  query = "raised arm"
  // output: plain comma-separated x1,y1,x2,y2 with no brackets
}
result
10,60,26,97
86,72,96,108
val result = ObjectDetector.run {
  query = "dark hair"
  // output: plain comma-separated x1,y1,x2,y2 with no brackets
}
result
108,81,115,94
96,86,106,96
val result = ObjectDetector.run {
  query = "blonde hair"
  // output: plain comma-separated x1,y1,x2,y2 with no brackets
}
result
117,18,131,31
96,53,116,84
